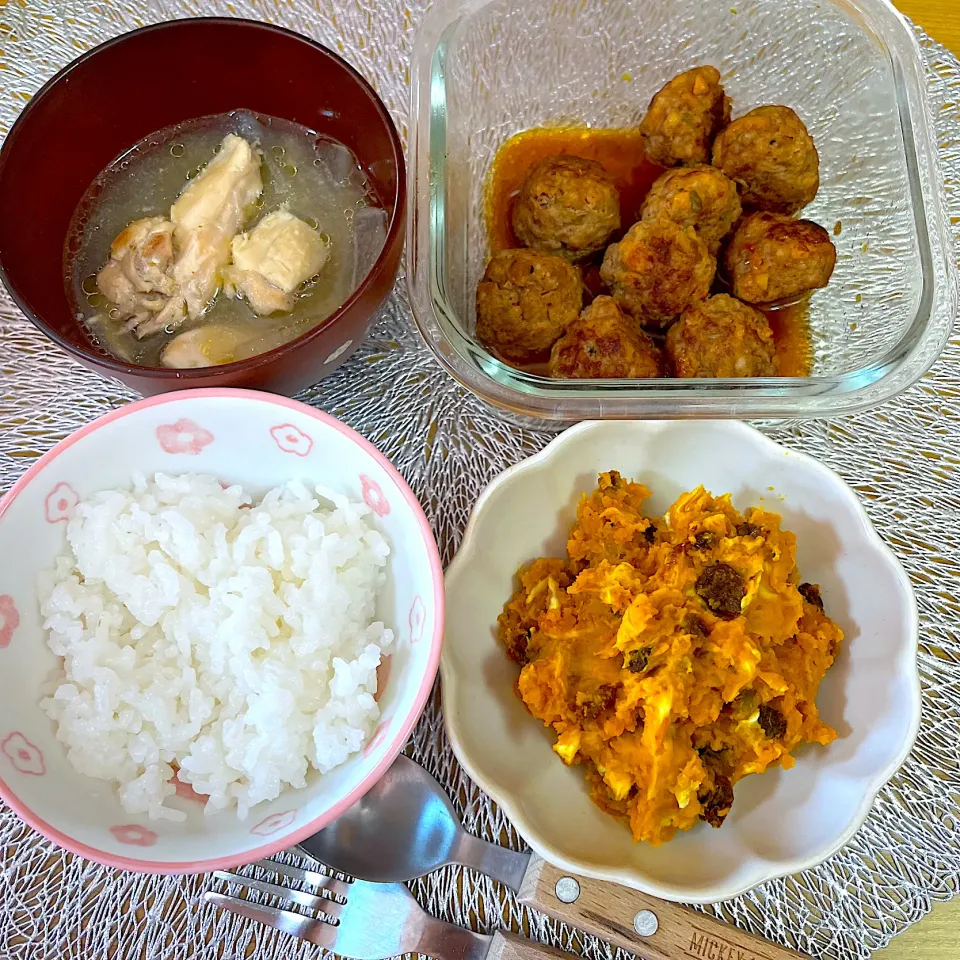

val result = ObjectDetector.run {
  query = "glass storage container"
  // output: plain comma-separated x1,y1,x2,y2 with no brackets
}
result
407,0,956,420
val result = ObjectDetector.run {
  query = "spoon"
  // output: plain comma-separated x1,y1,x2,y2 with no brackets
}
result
297,755,805,960
299,753,527,889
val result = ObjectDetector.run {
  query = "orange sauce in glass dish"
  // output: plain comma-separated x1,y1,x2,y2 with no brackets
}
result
483,126,813,378
764,301,812,377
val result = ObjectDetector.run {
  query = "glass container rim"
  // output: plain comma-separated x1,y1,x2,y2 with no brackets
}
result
406,0,958,421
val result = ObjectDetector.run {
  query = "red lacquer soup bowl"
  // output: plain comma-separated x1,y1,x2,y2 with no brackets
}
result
0,18,405,396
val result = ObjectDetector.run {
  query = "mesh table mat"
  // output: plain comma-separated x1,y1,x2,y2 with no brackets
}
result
1,3,959,958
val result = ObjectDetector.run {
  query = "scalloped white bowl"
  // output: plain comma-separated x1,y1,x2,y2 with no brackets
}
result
0,389,443,873
442,420,919,903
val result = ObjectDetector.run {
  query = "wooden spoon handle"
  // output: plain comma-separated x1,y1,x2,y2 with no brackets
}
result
517,857,807,960
486,930,587,960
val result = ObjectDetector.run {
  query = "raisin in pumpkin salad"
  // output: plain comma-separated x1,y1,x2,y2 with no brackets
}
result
498,471,842,845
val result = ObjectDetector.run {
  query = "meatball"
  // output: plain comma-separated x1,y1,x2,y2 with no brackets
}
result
548,296,662,379
512,155,621,261
725,211,836,304
599,217,715,328
476,249,583,360
712,105,819,214
641,165,742,254
639,66,732,167
666,294,776,378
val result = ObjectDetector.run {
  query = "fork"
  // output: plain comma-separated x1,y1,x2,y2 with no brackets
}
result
207,859,574,960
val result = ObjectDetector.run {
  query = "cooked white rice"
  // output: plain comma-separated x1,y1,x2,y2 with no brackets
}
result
38,473,393,822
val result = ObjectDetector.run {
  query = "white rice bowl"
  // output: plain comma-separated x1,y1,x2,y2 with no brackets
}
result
38,472,393,822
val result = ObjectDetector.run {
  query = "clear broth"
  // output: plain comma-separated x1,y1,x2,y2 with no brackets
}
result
65,110,388,367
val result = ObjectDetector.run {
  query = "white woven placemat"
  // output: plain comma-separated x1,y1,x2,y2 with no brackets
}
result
1,3,959,958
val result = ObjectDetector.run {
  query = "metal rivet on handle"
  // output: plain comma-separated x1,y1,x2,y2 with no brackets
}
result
554,877,580,903
633,910,659,937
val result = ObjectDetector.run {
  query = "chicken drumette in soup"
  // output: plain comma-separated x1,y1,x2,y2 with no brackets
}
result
168,133,264,324
68,111,387,368
95,216,180,338
96,133,263,340
223,210,330,317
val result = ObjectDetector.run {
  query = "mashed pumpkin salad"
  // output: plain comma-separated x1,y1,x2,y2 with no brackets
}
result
498,471,842,845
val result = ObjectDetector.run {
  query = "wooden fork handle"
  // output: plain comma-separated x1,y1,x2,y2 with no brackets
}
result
517,857,807,960
486,930,585,960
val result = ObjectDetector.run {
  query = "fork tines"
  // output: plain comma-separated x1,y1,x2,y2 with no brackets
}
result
251,858,351,892
205,859,352,951
213,859,350,919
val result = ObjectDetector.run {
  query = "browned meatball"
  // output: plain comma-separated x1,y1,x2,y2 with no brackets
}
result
712,105,819,214
476,249,583,360
665,294,776,378
512,155,621,261
599,218,715,328
725,212,836,304
639,66,732,167
641,165,742,254
548,296,662,379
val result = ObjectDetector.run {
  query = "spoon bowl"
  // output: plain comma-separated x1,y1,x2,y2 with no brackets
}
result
297,755,528,890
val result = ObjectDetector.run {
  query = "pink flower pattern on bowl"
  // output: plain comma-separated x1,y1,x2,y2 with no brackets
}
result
44,482,79,524
270,424,313,457
110,824,158,847
409,596,426,646
156,418,214,456
0,391,444,874
250,810,296,837
172,769,206,804
0,595,19,649
362,721,390,759
2,732,45,776
360,474,390,517
374,655,392,704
